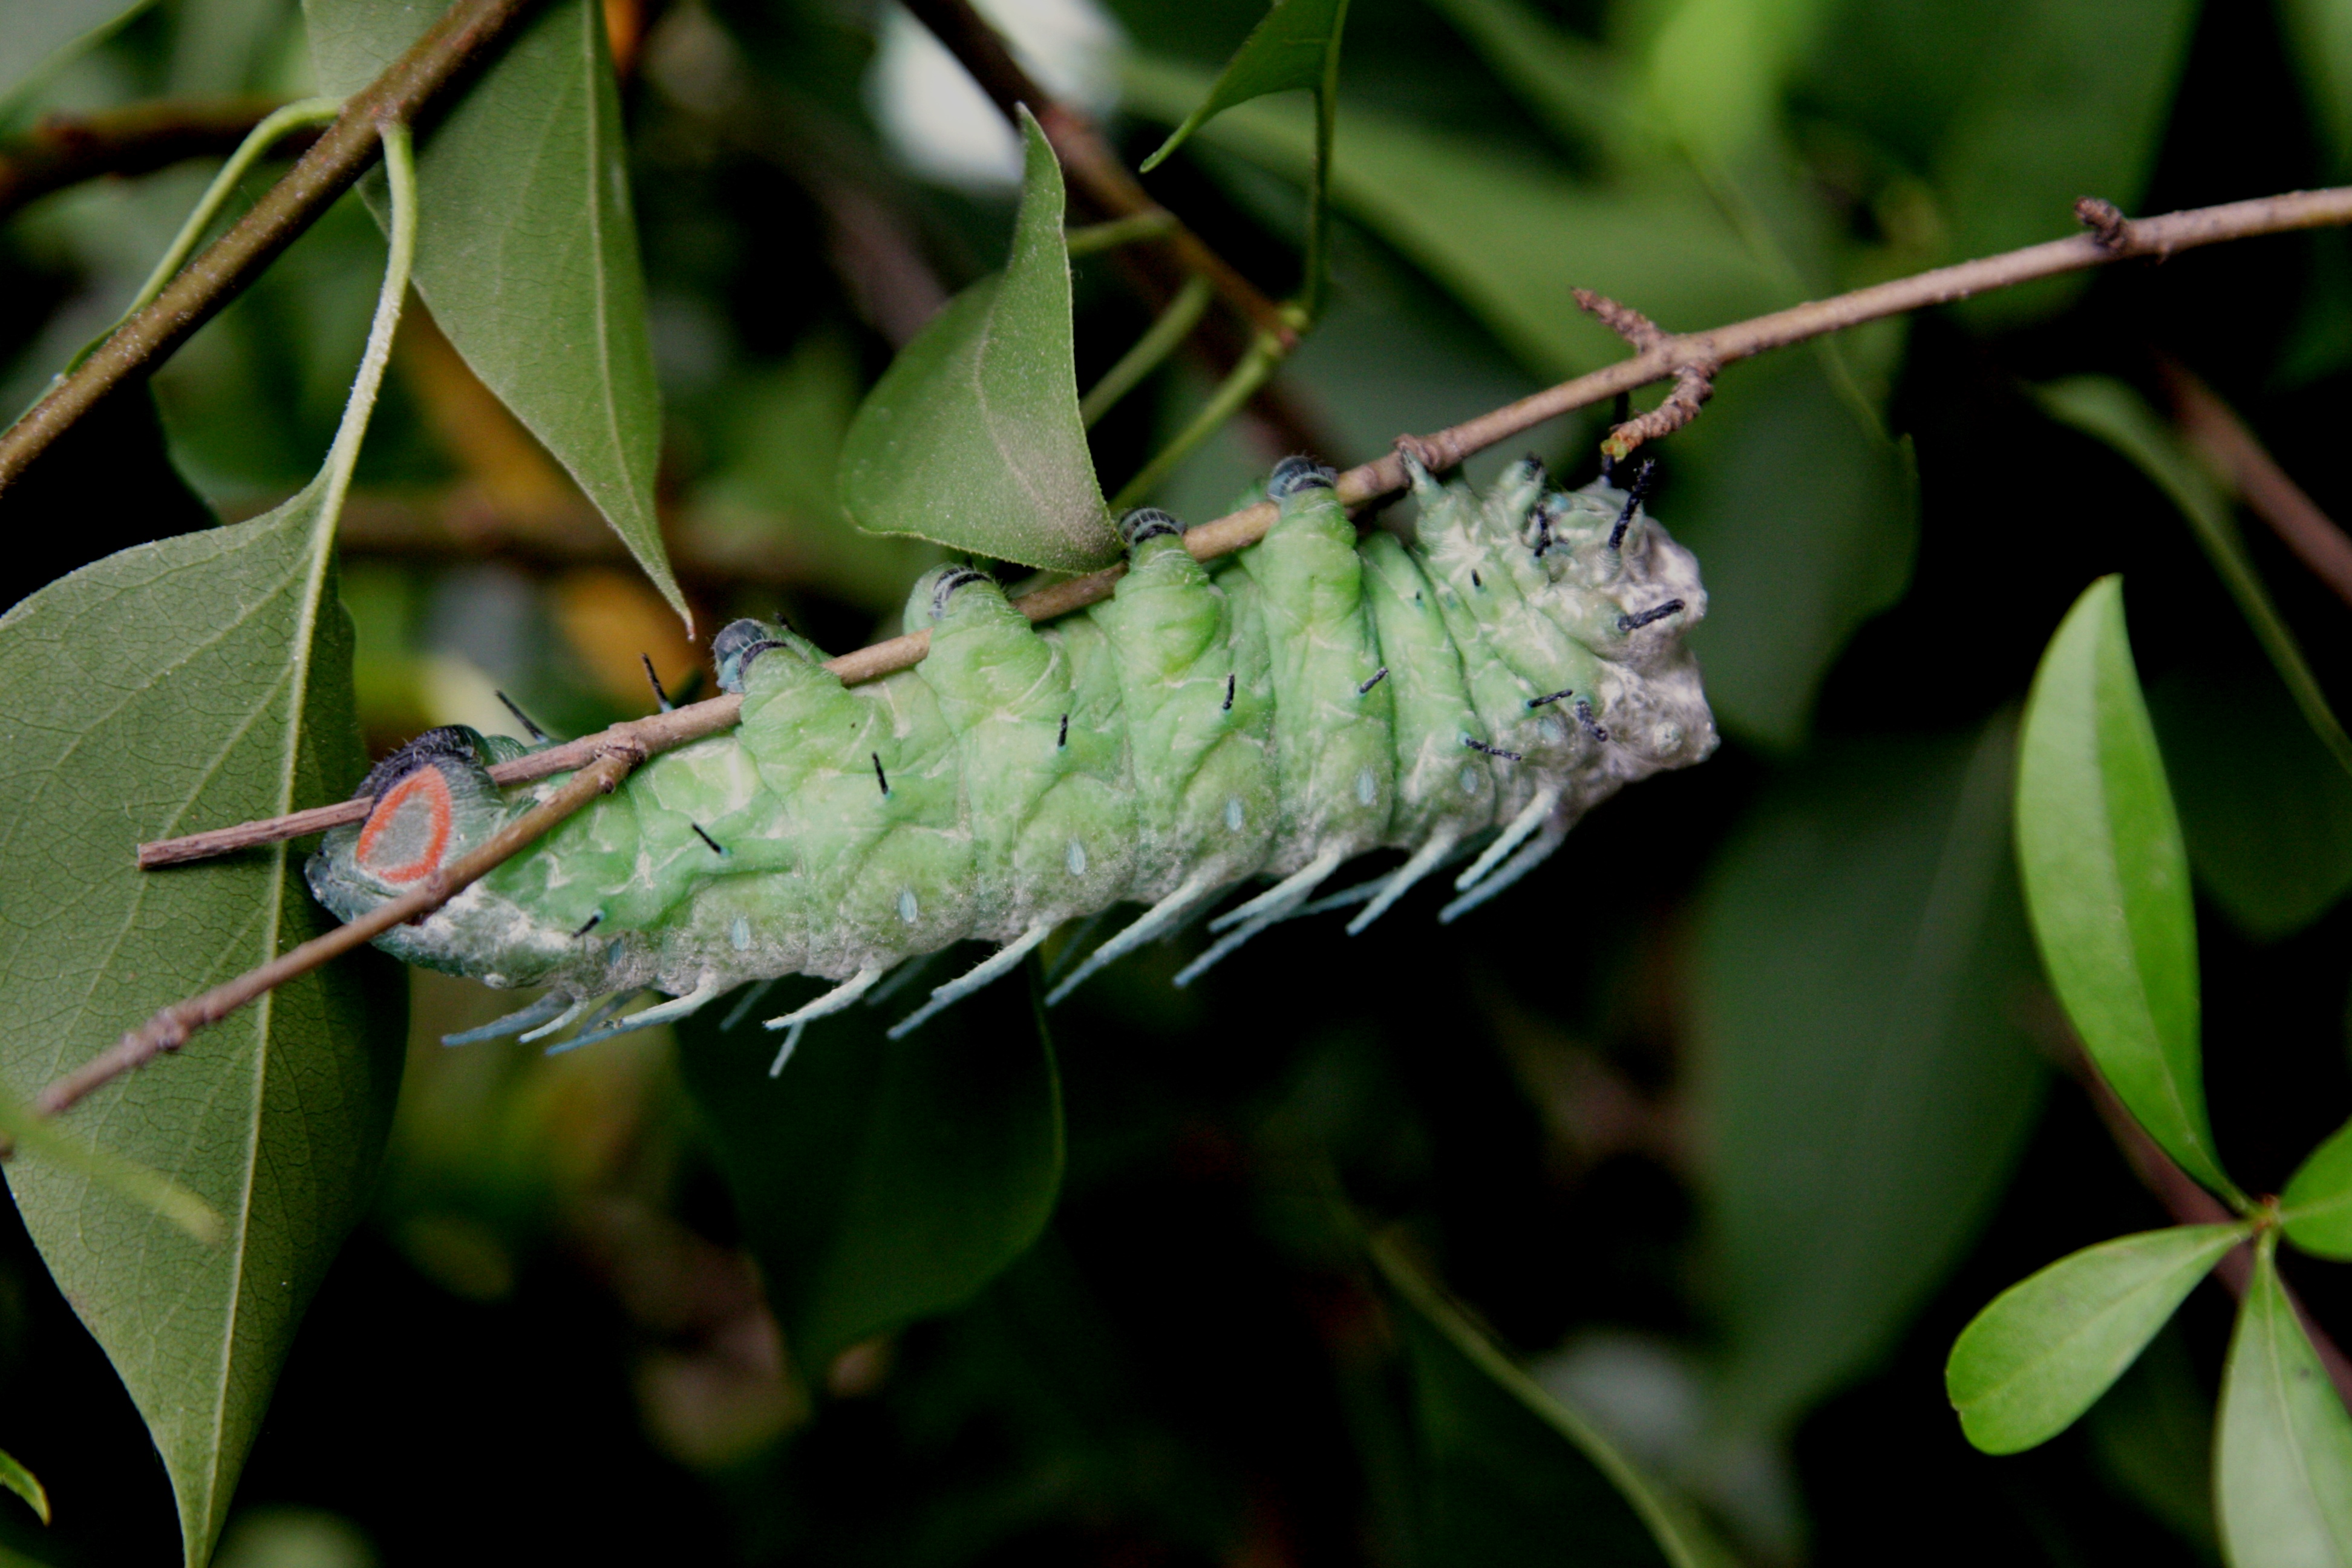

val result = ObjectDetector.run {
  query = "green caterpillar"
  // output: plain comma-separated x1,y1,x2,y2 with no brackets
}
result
307,454,1715,1065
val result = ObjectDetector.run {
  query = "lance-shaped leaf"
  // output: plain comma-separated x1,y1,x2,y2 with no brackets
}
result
2283,1116,2352,1260
1371,1238,1730,1568
840,111,1112,572
1946,1223,2246,1455
2216,1235,2352,1566
0,131,417,1566
305,0,682,624
676,962,1063,1378
2016,577,2237,1201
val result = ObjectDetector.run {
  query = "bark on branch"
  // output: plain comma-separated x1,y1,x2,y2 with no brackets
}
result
0,0,550,495
0,96,314,224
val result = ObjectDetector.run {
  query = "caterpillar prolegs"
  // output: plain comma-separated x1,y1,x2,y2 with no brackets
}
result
307,454,1716,1065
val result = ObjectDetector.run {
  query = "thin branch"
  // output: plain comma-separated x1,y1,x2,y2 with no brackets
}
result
48,750,638,1118
1573,288,1716,457
2157,358,2352,612
0,0,550,496
1065,210,1180,257
894,0,1297,350
1083,272,1212,425
0,96,315,225
138,182,2352,872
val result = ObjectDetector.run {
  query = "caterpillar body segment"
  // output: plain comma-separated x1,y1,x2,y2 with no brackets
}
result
305,457,1716,1050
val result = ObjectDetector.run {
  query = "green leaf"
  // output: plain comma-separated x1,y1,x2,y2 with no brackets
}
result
2017,577,2236,1201
1642,0,1829,162
0,1448,49,1527
1932,0,2197,327
1693,718,2048,1432
2284,0,2352,174
676,961,1063,1377
2084,1323,2220,1553
2282,1116,2352,1260
2037,376,2352,783
2216,1234,2352,1566
1142,0,1349,171
1417,0,1636,158
1946,1223,2245,1455
839,111,1113,572
2149,665,2352,941
1662,354,1916,750
0,1084,220,1246
1137,0,1351,310
305,0,682,624
0,128,419,1567
0,0,159,118
1371,1237,1731,1568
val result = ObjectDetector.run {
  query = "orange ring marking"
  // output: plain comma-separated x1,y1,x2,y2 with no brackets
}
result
356,767,454,885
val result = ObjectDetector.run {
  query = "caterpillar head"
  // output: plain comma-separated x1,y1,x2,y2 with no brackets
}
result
307,727,564,978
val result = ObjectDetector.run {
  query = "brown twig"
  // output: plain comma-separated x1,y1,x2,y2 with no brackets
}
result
2073,1051,2352,1408
0,97,317,225
894,0,1295,352
1573,288,1716,457
137,182,2352,872
46,750,639,1118
0,0,549,496
2156,358,2352,612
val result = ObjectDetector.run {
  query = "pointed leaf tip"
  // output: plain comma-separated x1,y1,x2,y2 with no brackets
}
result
2016,576,2236,1201
838,110,1113,572
1142,0,1353,171
307,0,685,626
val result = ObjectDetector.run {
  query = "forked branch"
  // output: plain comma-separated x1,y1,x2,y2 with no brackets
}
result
1573,289,1716,457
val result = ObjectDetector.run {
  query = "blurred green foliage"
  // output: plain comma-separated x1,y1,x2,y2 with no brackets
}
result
4,0,2352,1563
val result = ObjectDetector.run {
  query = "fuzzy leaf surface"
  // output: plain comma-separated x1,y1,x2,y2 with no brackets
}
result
2016,577,2233,1199
0,487,403,1566
1947,1223,2244,1454
840,112,1112,571
305,0,682,621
